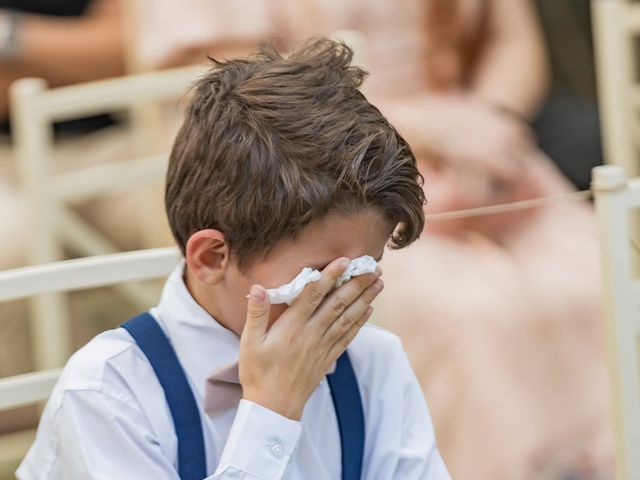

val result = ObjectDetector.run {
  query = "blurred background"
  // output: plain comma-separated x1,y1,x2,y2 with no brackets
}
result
0,0,637,479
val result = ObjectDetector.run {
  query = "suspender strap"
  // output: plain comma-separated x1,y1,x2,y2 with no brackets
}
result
121,313,207,480
327,352,365,480
122,312,364,480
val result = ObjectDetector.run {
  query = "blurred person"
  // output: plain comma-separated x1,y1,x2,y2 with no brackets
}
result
373,1,612,478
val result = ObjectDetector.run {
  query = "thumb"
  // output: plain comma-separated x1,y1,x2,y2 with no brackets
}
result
243,284,271,340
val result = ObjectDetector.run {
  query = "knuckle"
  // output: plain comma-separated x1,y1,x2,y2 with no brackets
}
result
359,281,381,304
355,276,371,290
362,288,378,303
340,312,355,329
331,297,348,316
306,286,326,306
247,307,264,320
362,271,378,283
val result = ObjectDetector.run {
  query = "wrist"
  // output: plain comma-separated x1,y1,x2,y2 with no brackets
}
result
243,391,304,421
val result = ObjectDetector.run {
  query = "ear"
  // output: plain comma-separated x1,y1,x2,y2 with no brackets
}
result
185,229,230,285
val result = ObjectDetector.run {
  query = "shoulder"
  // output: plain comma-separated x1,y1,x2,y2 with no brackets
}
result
347,323,411,388
48,325,156,412
17,325,180,479
345,324,438,448
346,329,450,479
350,322,404,356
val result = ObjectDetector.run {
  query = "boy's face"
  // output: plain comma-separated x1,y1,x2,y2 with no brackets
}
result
217,209,393,333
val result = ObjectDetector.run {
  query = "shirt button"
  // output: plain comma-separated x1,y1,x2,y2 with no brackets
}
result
271,443,285,458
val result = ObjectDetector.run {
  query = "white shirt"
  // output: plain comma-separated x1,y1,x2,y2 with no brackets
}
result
17,263,450,479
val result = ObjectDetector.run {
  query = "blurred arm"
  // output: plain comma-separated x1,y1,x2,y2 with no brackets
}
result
470,0,548,119
0,0,126,117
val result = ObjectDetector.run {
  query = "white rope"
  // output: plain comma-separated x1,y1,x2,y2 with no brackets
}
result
426,189,593,222
425,187,640,256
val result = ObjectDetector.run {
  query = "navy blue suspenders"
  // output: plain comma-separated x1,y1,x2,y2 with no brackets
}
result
121,312,365,480
326,353,366,480
122,313,206,480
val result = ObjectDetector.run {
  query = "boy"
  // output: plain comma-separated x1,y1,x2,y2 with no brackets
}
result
17,38,450,479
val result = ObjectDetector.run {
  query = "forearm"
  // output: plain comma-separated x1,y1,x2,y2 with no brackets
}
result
472,36,547,119
470,0,548,119
2,0,126,87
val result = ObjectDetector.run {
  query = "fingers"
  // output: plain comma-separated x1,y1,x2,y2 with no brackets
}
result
288,257,351,319
242,285,271,342
311,268,382,332
319,277,383,340
325,305,375,363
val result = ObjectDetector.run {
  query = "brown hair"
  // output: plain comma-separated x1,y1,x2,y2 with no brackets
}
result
166,38,425,270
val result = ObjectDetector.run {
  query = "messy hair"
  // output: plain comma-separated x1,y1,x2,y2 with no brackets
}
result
166,38,425,269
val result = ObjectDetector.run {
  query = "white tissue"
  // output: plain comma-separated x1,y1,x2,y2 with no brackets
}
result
266,255,378,305
336,255,377,287
266,267,322,305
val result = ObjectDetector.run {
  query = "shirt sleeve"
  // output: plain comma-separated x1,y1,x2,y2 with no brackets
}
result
18,391,302,480
211,400,303,479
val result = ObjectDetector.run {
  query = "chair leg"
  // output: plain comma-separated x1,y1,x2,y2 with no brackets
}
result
28,294,69,371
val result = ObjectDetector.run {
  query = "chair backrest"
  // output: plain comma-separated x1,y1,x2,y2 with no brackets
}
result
8,65,203,371
592,0,640,178
592,0,640,310
0,247,181,411
592,164,640,480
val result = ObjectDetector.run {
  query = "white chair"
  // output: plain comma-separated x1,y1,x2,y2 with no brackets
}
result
592,0,640,322
9,65,203,371
0,248,180,473
592,164,640,480
592,0,640,178
0,247,180,412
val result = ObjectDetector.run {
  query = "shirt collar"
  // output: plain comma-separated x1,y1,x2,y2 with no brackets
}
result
151,260,240,402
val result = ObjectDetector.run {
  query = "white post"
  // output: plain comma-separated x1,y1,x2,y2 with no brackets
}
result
10,78,71,369
593,165,640,480
593,0,637,174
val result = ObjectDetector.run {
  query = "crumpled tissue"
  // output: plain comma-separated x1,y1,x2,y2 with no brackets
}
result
266,255,378,305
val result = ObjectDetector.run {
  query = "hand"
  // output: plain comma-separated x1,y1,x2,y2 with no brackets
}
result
439,97,533,181
423,150,546,237
239,258,383,420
